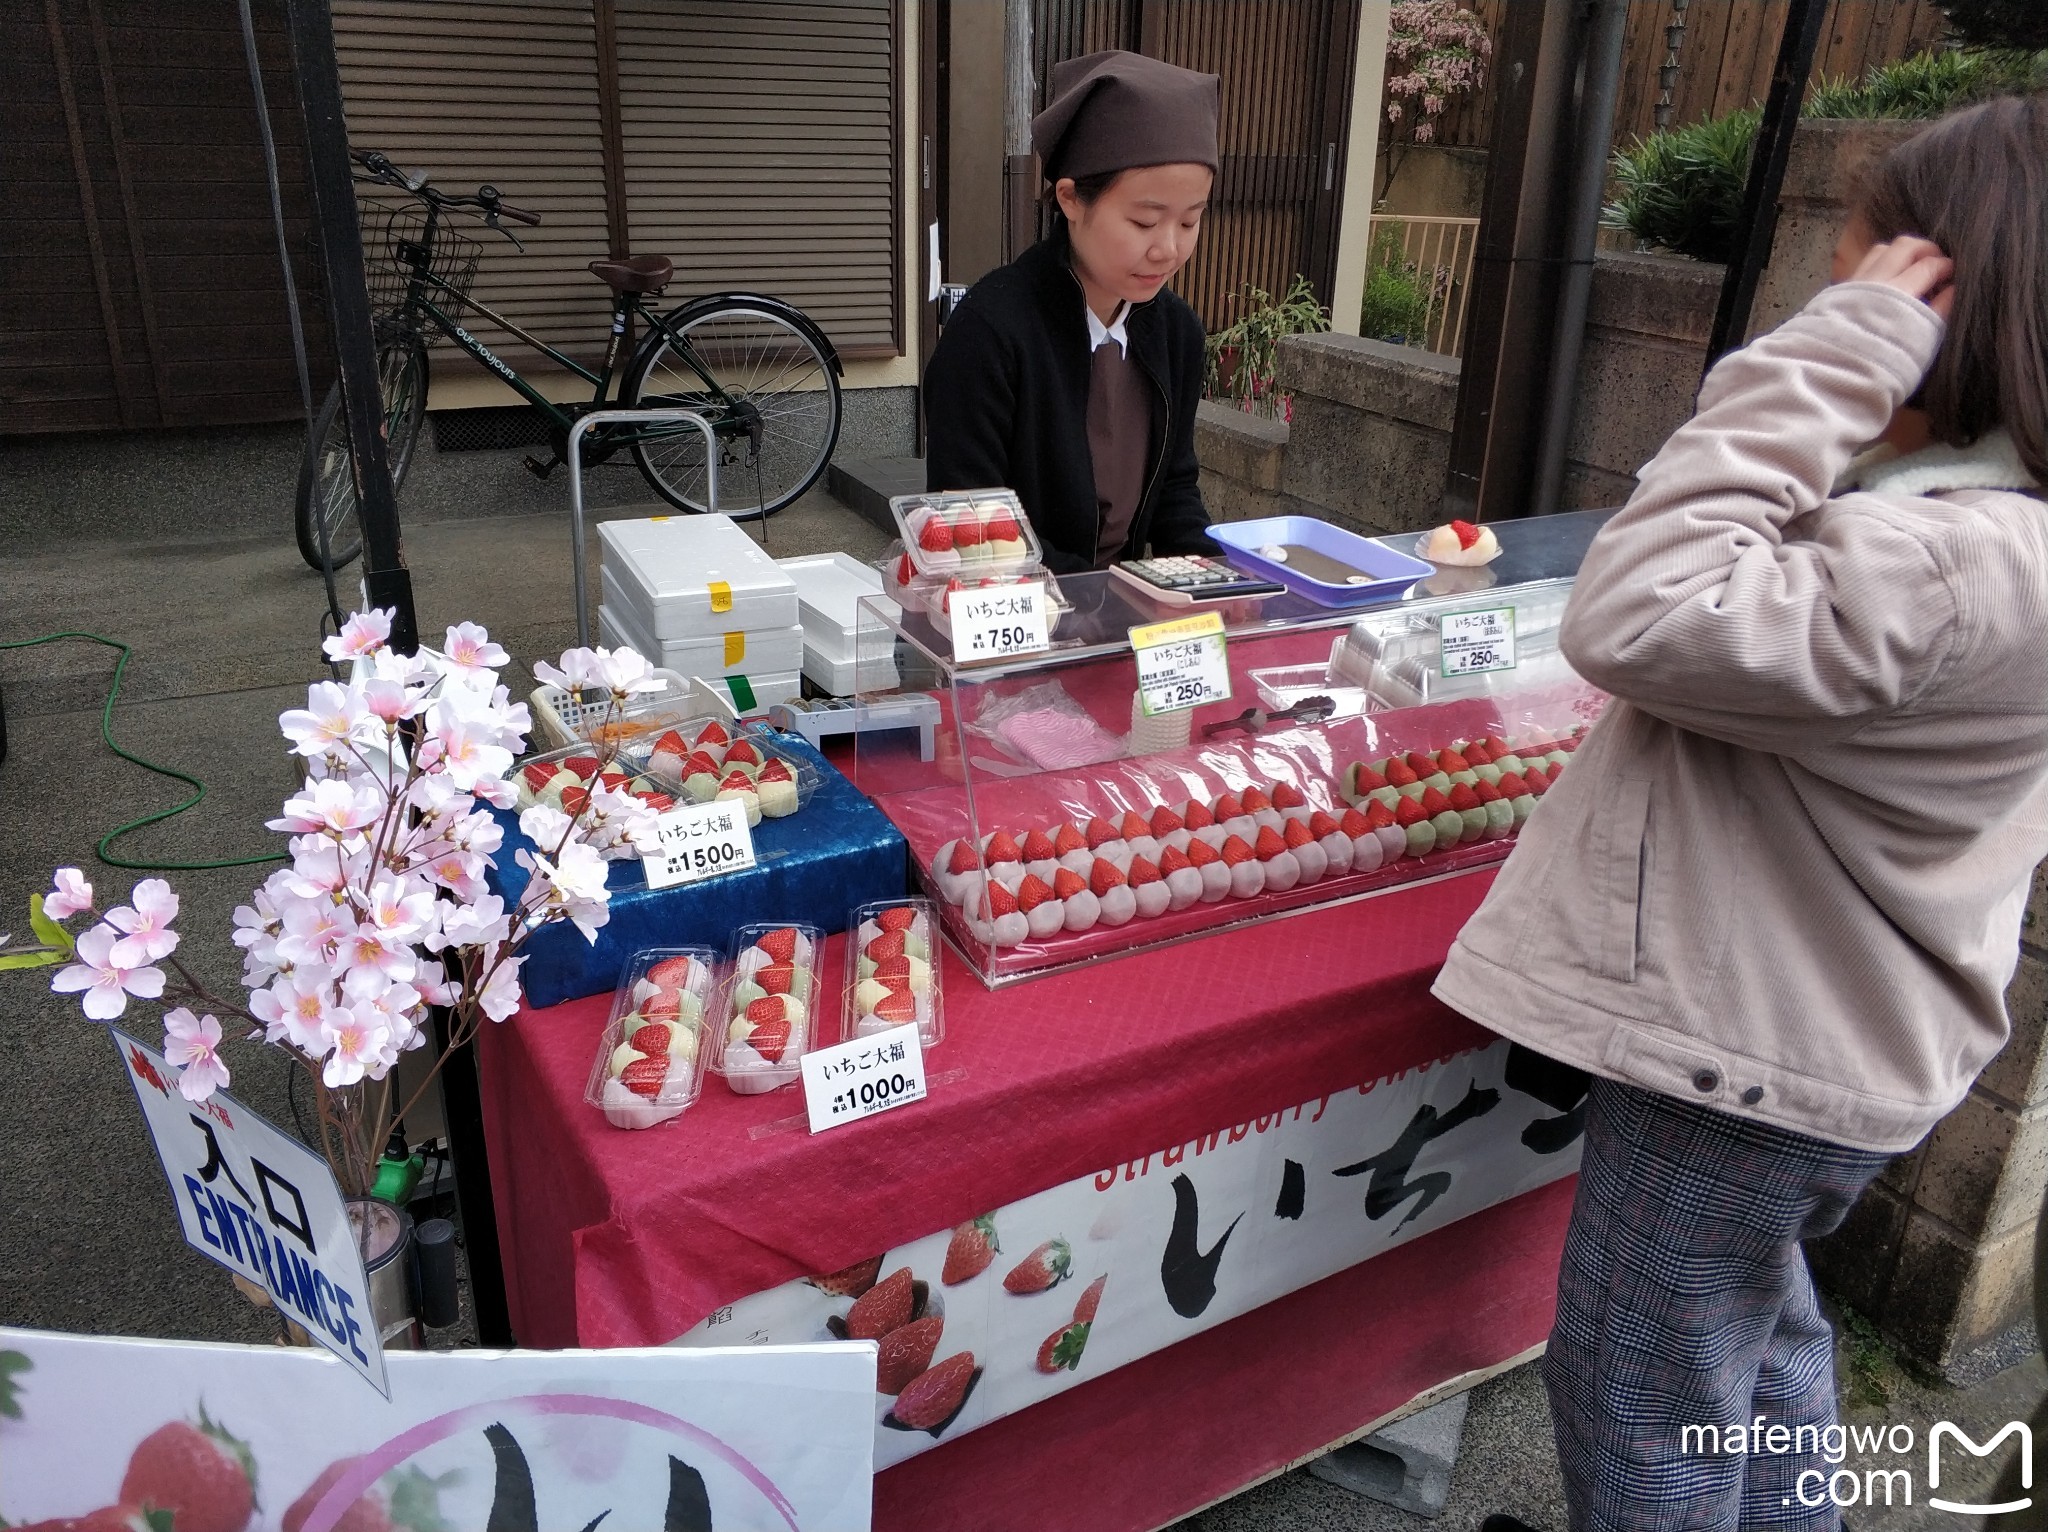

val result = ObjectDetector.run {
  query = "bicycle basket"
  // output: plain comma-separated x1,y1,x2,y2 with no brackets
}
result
358,196,483,324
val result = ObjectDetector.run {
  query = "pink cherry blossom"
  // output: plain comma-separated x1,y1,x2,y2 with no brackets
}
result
320,1006,397,1087
45,868,93,920
105,878,180,965
476,954,527,1022
51,924,166,1021
442,622,509,676
532,647,606,693
163,1007,231,1102
269,778,385,839
279,680,368,757
321,607,394,663
361,678,422,725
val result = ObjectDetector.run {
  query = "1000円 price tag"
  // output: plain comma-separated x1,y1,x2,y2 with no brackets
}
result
800,1022,929,1133
1439,607,1517,678
950,581,1050,663
643,799,758,890
1130,610,1231,716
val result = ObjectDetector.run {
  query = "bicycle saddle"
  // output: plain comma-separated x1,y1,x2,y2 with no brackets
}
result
588,255,673,293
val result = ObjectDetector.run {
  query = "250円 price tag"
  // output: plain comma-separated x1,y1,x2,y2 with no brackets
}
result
1439,607,1517,678
801,1022,928,1133
1130,610,1231,716
950,581,1050,663
644,799,758,890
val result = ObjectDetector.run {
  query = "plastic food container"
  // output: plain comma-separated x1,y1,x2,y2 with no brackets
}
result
920,570,1070,644
583,946,720,1129
1208,516,1435,607
511,742,686,835
890,488,1043,580
596,515,800,639
613,717,822,824
841,898,945,1049
709,922,825,1094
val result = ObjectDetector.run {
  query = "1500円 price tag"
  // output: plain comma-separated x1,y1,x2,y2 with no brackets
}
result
1439,607,1517,678
950,581,1051,663
644,799,758,890
800,1021,929,1133
1130,610,1231,716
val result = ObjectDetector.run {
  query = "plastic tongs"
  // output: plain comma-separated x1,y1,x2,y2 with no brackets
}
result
1200,695,1336,739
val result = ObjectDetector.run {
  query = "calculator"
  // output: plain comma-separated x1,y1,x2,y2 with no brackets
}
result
1110,554,1286,605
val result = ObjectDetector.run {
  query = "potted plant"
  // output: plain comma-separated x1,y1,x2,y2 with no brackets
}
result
1204,275,1332,420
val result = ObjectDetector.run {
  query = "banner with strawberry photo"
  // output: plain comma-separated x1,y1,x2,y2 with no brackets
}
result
0,1330,874,1531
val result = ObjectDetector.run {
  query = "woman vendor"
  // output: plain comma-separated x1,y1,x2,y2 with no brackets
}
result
924,50,1223,574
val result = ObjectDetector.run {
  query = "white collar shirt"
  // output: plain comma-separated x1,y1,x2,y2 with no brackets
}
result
1085,299,1132,359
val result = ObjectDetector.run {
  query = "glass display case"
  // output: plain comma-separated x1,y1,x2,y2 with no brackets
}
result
851,510,1615,988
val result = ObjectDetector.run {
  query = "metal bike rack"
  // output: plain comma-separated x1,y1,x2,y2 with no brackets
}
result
566,408,718,648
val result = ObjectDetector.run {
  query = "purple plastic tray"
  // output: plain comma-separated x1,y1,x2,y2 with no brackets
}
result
1210,516,1435,607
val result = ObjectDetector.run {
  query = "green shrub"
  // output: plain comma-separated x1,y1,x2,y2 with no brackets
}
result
1805,47,2041,118
1603,108,1759,264
1360,258,1434,344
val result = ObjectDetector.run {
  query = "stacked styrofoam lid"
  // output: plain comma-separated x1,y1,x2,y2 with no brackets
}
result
777,552,899,696
596,515,803,712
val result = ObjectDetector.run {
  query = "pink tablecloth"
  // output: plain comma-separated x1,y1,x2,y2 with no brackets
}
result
478,871,1503,1352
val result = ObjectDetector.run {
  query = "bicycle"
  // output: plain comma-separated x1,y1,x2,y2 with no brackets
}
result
295,149,844,571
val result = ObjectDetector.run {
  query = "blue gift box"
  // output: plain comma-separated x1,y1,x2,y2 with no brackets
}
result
487,733,907,1008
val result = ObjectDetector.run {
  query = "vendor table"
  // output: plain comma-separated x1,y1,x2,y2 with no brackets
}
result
478,866,1580,1532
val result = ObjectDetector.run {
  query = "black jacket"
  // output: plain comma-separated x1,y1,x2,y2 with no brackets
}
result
923,226,1219,574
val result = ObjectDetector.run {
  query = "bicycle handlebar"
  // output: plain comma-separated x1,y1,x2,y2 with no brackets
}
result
349,150,543,229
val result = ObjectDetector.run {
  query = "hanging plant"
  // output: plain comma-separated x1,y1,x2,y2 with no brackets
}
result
1384,1,1492,145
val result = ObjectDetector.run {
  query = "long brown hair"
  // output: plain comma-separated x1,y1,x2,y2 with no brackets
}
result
1855,94,2048,484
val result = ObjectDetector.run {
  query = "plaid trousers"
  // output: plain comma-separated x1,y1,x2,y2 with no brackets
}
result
1544,1078,1892,1531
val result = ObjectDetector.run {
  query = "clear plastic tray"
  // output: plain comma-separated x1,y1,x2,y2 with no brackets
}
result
582,946,720,1129
840,898,945,1049
889,488,1042,581
710,923,825,1094
1336,730,1587,848
613,718,821,825
512,742,686,833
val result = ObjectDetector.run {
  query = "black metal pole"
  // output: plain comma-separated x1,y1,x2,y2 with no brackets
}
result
1702,0,1827,369
282,0,419,656
430,1002,515,1346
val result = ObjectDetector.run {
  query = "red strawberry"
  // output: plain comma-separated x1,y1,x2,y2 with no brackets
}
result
1149,804,1184,837
984,511,1023,543
1451,517,1483,550
1015,874,1054,912
983,830,1021,864
753,963,797,996
865,930,907,963
283,1458,417,1532
896,551,916,585
558,784,590,817
1127,855,1162,886
1085,817,1119,848
918,515,956,552
1220,834,1254,866
1073,1273,1107,1323
1308,809,1340,838
757,757,794,784
1524,765,1552,796
873,987,918,1023
1418,786,1453,815
1271,781,1306,810
757,926,801,962
1436,747,1471,773
1089,858,1126,895
952,515,986,549
948,839,982,874
1282,817,1314,849
682,750,722,778
1003,1237,1073,1293
1473,778,1504,803
1363,798,1398,830
15,1510,161,1532
596,770,630,791
563,754,602,780
741,1013,793,1064
872,955,914,991
1118,810,1150,840
1035,1320,1091,1374
1053,823,1088,856
1021,827,1056,861
717,770,755,794
939,577,965,613
693,721,731,750
1351,762,1389,791
520,761,555,792
1052,867,1088,899
1497,770,1531,798
1339,807,1370,837
1241,786,1273,814
621,1056,669,1096
1182,799,1215,830
639,792,675,811
629,1021,674,1054
1549,757,1568,777
652,728,689,757
877,906,919,932
943,1214,1001,1285
1186,836,1221,866
982,879,1019,917
890,1352,977,1430
846,1267,914,1340
1448,783,1481,811
1158,843,1192,873
1394,796,1427,826
877,1315,946,1394
1212,791,1244,820
1254,825,1287,861
1384,757,1418,787
120,1410,256,1532
1462,738,1495,765
811,1254,884,1296
1404,751,1437,776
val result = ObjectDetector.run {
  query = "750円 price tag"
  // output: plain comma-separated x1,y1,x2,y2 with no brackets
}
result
800,1022,929,1133
1130,610,1231,716
950,581,1050,663
1439,606,1517,678
644,799,758,890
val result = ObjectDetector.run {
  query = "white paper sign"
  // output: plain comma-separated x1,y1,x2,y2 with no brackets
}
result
113,1033,386,1394
1439,607,1517,677
644,799,758,889
800,1022,929,1133
950,580,1050,663
0,1327,877,1531
1131,611,1232,716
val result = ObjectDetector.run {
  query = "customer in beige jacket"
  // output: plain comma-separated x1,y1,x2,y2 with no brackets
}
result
1448,96,2048,1532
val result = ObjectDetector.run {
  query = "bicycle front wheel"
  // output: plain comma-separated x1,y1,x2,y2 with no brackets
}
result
293,332,429,571
623,301,841,520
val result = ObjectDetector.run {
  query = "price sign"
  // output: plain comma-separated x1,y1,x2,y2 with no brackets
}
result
1439,607,1517,678
643,799,758,889
1130,610,1232,717
800,1022,929,1133
951,580,1050,663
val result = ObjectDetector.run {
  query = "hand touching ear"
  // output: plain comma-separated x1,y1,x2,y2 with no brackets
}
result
1852,236,1955,321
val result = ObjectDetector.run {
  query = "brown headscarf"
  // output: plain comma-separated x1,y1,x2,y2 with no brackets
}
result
1031,49,1220,183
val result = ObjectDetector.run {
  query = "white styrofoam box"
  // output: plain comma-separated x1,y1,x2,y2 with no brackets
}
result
600,568,804,675
801,646,900,697
704,670,803,715
597,514,799,641
777,552,896,652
